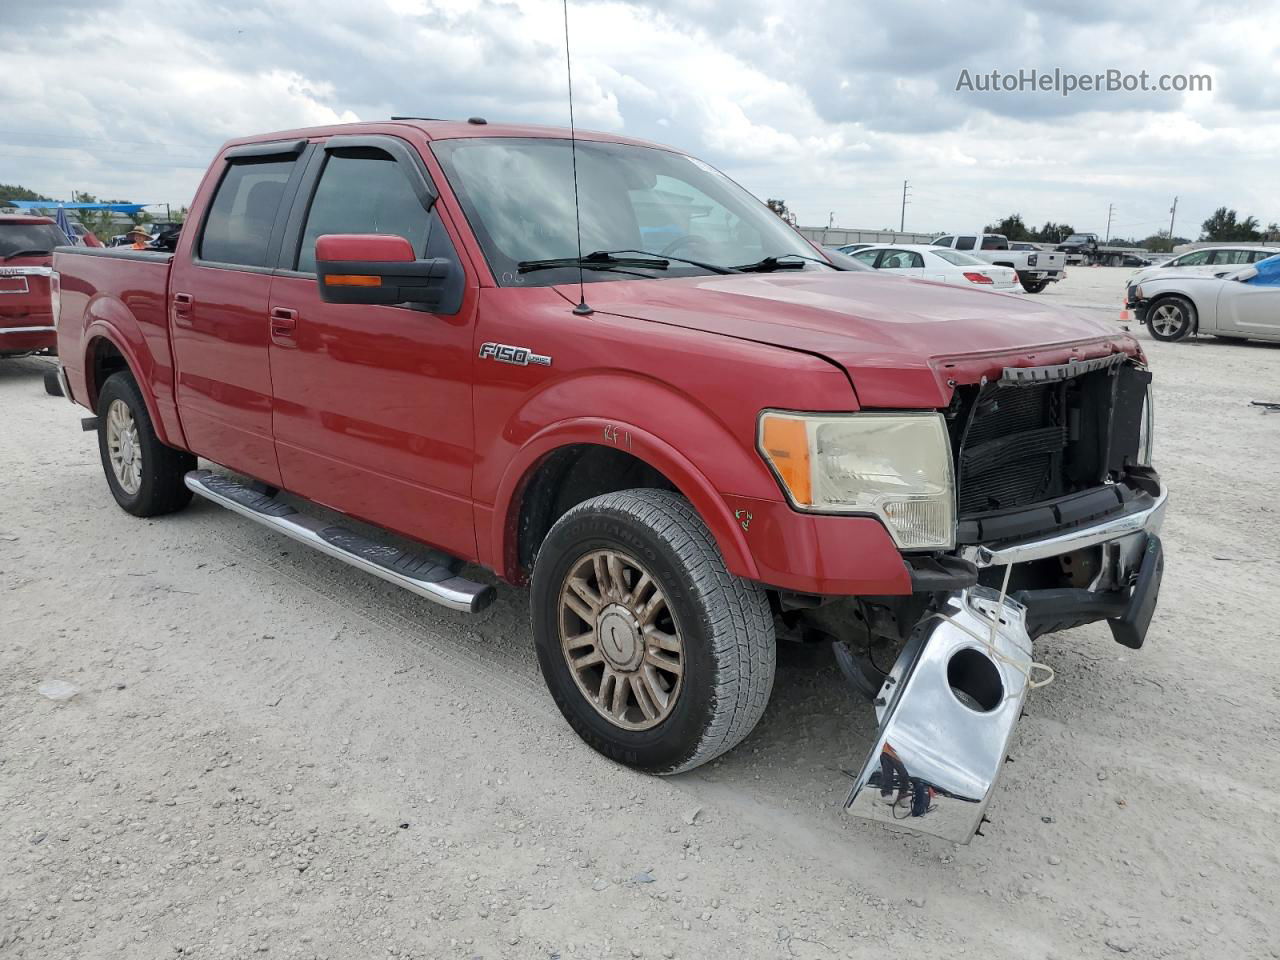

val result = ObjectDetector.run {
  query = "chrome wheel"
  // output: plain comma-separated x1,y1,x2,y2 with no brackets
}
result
105,398,142,495
1149,302,1186,338
558,548,684,731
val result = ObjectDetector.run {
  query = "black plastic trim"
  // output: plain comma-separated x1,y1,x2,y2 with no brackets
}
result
224,139,307,160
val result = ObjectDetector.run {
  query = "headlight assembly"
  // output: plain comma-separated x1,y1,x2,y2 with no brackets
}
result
758,411,956,550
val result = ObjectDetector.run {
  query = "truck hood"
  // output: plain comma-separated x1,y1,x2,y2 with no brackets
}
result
556,271,1138,407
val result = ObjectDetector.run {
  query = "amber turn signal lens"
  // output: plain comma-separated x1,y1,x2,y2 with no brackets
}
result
324,274,381,287
759,414,812,505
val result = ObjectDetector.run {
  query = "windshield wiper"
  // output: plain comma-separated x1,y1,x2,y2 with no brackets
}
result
1,248,52,261
517,250,670,274
604,249,738,275
734,253,834,273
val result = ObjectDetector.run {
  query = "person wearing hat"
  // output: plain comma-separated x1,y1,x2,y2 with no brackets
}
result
127,225,152,250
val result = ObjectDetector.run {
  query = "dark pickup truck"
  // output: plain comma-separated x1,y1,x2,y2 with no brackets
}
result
51,119,1166,842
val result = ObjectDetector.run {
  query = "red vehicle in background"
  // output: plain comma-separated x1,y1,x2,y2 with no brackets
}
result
50,120,1167,844
0,213,68,357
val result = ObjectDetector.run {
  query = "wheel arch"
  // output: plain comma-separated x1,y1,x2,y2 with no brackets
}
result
82,301,187,449
1148,291,1200,337
492,419,760,585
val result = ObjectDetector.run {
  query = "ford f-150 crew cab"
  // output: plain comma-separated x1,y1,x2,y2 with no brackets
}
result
931,233,1066,292
52,120,1166,842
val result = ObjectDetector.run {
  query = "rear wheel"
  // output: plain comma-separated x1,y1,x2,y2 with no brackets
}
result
97,371,196,516
1021,279,1049,293
1146,296,1195,342
531,489,776,774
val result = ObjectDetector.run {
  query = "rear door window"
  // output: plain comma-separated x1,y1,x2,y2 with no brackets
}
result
851,249,881,267
199,159,296,267
879,250,923,269
955,235,976,251
1209,249,1251,265
932,236,953,247
1173,250,1210,266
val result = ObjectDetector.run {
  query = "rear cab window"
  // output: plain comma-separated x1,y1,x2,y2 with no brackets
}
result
0,221,69,259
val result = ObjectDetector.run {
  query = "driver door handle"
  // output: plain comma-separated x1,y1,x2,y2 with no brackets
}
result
270,306,298,340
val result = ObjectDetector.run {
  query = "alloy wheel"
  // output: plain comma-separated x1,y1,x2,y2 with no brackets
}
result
1150,302,1186,337
106,398,143,495
558,548,684,731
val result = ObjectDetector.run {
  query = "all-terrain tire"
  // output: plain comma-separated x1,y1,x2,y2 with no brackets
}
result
1146,295,1195,342
531,489,776,775
97,371,196,516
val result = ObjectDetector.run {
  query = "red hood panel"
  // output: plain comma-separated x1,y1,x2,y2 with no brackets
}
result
557,272,1138,407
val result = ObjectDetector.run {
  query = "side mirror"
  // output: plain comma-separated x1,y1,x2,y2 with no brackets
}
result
315,234,462,312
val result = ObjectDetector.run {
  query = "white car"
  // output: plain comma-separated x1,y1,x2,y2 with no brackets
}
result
1125,255,1280,342
847,244,1021,290
1129,245,1277,286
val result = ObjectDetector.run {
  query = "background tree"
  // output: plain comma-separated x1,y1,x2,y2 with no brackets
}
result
983,213,1030,241
1029,221,1075,243
1140,230,1189,253
765,198,795,226
1200,207,1261,242
0,183,52,204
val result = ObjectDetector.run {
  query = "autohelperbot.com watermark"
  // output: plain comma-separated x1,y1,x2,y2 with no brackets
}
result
956,68,1212,96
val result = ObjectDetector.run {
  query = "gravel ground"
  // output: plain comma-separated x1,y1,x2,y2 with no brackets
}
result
3,267,1278,959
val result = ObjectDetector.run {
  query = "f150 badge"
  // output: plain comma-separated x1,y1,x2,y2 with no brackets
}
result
479,342,552,367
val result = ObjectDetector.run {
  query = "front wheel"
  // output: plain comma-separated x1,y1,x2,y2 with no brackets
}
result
97,371,196,516
1146,296,1195,342
531,489,776,775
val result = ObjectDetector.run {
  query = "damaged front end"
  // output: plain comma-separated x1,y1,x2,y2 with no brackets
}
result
807,352,1169,842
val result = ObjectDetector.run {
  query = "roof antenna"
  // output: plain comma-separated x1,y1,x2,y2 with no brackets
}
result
562,0,593,316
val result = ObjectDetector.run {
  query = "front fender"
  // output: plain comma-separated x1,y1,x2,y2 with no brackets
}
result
489,416,759,583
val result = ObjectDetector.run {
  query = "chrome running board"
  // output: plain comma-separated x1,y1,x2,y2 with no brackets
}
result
184,470,495,613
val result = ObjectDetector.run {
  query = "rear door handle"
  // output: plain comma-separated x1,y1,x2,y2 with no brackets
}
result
270,306,298,340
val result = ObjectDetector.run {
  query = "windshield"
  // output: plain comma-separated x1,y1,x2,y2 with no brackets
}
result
931,248,984,266
0,222,69,258
431,137,829,285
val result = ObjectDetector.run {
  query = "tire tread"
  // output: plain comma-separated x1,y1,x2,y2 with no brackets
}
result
549,489,775,774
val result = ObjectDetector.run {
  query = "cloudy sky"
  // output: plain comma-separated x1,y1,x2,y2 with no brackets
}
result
4,0,1278,239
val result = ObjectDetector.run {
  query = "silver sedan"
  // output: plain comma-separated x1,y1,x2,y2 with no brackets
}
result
1125,256,1280,343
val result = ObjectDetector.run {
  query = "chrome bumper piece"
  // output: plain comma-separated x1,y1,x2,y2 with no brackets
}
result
0,325,56,335
963,485,1168,570
846,587,1034,844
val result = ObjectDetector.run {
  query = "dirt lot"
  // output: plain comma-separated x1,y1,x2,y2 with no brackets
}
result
3,267,1278,959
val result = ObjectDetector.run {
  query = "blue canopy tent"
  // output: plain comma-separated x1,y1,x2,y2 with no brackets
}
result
6,200,151,214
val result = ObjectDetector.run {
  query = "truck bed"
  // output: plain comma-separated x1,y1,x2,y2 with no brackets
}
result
53,247,180,438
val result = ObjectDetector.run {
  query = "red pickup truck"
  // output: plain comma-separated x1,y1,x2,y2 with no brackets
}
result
52,120,1166,842
1,213,68,357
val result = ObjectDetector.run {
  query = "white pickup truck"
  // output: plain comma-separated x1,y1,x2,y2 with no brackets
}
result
930,233,1066,293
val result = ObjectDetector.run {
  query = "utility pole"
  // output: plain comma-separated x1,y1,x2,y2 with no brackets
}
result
1104,203,1114,243
1168,196,1178,241
900,180,911,233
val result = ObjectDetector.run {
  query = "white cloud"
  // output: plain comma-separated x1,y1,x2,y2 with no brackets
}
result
2,0,1278,239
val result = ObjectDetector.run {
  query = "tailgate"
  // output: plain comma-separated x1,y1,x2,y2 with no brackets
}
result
0,265,53,325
